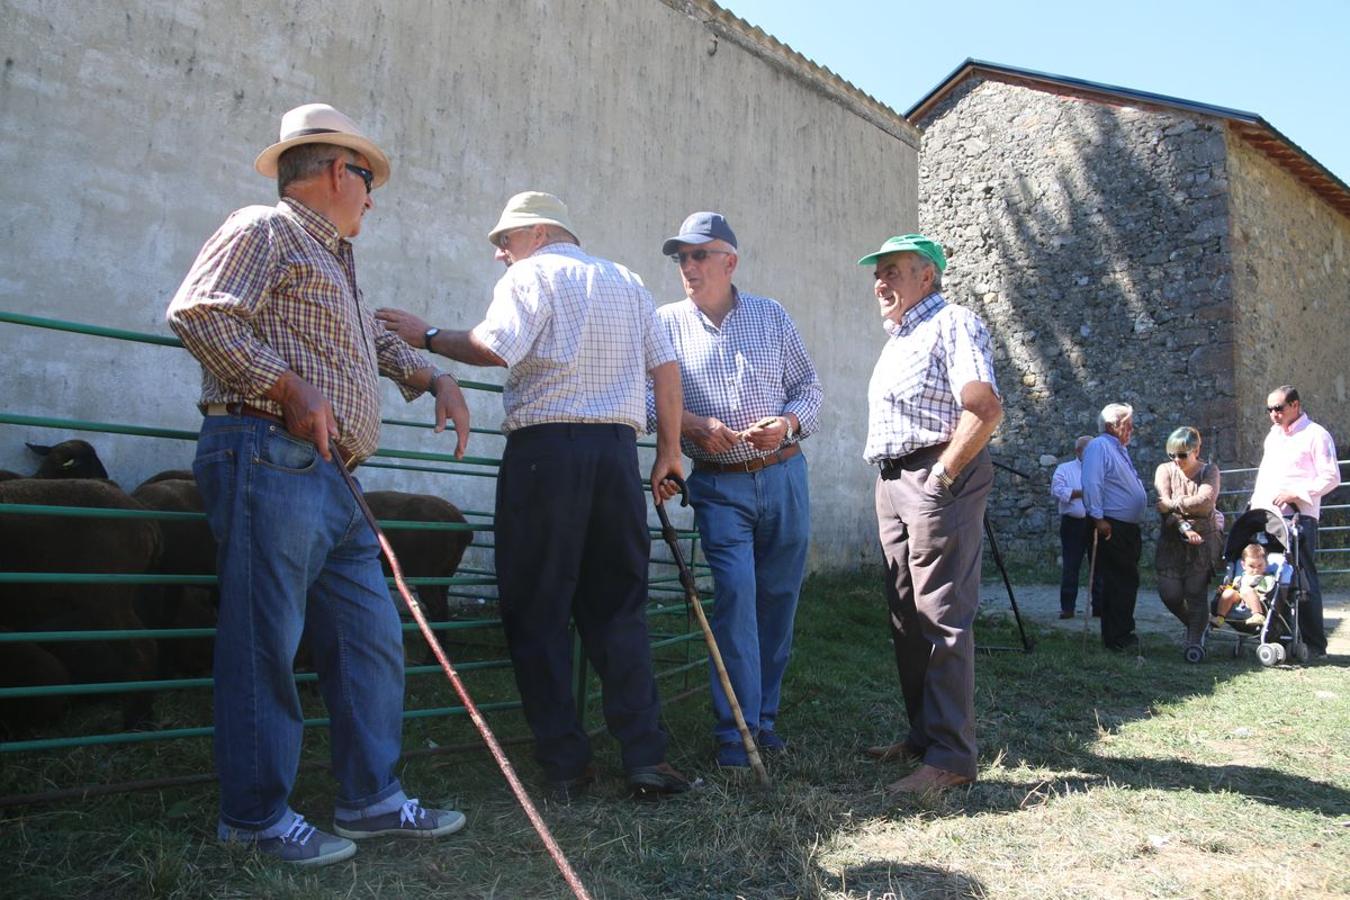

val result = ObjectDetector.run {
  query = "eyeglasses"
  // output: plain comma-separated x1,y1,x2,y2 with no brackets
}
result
669,249,732,265
344,163,374,193
494,227,532,250
1168,452,1190,460
1266,403,1286,413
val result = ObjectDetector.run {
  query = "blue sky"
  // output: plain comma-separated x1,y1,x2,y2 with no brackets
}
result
718,0,1350,184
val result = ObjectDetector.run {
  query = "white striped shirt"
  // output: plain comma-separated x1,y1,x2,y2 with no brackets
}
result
649,290,822,464
472,243,676,434
864,293,998,464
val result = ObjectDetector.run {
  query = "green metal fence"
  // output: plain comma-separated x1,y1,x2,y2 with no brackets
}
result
0,310,711,785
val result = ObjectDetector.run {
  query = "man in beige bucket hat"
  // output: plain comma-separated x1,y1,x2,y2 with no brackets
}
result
168,102,470,866
377,192,693,802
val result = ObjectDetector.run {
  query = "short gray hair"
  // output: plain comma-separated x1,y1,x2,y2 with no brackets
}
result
1074,434,1093,454
276,142,352,196
1098,403,1133,432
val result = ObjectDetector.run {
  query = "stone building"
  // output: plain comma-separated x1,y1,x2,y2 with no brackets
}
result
907,60,1350,566
0,0,919,571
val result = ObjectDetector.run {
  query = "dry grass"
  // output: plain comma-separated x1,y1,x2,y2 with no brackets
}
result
2,571,1347,898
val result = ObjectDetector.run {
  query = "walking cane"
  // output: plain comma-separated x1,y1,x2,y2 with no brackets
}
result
655,476,770,786
1082,527,1099,649
333,458,593,900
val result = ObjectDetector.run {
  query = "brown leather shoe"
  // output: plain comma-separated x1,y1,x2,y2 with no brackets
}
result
886,763,974,794
864,741,924,763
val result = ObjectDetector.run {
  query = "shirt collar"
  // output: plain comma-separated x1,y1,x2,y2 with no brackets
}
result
1281,412,1309,437
279,197,345,253
685,285,741,331
883,292,945,337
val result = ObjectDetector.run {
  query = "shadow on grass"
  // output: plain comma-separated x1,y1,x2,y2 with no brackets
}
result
818,861,986,898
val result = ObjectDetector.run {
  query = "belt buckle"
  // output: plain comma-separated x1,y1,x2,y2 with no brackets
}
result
743,456,766,474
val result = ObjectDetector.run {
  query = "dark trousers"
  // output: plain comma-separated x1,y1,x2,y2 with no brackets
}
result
1058,515,1096,614
1295,515,1326,654
494,423,668,781
875,447,992,779
1097,519,1142,649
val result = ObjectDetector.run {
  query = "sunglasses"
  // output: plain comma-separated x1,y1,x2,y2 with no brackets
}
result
669,249,732,264
1169,452,1190,460
344,163,374,193
1266,403,1287,413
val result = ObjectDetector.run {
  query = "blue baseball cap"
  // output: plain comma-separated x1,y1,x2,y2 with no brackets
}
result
661,211,738,256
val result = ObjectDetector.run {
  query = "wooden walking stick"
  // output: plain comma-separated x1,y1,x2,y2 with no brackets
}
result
334,458,594,900
655,477,770,786
1082,527,1099,649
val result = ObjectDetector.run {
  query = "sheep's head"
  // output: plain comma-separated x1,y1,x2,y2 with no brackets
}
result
26,440,110,479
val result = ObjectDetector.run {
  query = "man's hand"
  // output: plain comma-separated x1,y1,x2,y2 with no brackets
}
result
267,371,340,461
651,452,685,505
685,415,743,454
1271,492,1300,511
742,416,788,451
1184,529,1204,545
1070,489,1083,500
431,376,471,460
1094,518,1113,540
374,307,433,348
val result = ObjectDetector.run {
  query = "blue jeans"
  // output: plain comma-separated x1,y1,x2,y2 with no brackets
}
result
194,415,408,839
688,452,810,745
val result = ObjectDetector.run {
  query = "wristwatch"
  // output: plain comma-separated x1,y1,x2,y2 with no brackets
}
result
423,326,440,350
783,416,796,442
931,461,956,489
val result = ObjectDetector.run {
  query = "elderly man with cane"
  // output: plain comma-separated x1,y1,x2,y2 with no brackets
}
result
649,211,821,769
377,192,692,801
857,234,1003,794
1081,403,1148,652
168,103,470,866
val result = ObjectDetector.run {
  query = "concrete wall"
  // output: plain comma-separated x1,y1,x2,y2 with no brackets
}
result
1226,133,1350,460
917,77,1239,566
0,0,919,571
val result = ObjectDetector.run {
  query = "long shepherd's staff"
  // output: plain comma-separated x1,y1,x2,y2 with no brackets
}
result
654,477,770,786
334,458,594,900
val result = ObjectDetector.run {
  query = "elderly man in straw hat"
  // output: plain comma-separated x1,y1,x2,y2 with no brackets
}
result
376,192,692,801
168,103,470,866
855,234,1003,794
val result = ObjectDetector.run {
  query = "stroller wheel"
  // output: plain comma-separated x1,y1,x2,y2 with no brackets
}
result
1257,643,1282,667
1291,642,1310,664
1183,644,1205,664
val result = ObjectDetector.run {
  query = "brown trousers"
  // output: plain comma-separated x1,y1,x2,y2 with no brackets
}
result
875,447,992,779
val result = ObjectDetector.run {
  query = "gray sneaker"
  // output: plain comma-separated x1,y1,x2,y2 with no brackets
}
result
333,798,466,840
224,816,357,867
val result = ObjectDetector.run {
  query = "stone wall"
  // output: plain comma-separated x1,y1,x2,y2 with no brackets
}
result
916,77,1239,567
1226,135,1350,460
0,0,919,571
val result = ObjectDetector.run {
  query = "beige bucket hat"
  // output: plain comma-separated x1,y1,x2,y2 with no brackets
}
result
488,191,580,245
254,103,390,188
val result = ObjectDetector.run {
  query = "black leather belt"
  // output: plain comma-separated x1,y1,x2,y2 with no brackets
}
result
695,442,800,474
878,442,948,478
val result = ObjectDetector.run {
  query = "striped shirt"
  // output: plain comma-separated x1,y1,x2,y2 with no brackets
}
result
649,290,822,464
167,198,431,463
472,243,676,434
864,293,999,464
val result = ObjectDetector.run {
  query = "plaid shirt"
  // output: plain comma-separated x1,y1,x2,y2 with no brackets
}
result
864,292,998,464
648,290,822,464
472,243,676,434
167,198,430,462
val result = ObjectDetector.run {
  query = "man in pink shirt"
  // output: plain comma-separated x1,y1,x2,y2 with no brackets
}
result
1249,385,1341,658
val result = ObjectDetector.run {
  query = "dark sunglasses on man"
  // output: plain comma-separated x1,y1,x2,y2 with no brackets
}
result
344,162,374,193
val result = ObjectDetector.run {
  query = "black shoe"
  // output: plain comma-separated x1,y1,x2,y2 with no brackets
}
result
626,762,692,801
547,766,595,803
1058,610,1075,620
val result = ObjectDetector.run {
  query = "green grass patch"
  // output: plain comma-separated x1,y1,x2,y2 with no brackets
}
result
2,571,1346,898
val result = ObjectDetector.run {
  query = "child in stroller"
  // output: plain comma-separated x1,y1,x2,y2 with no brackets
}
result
1208,507,1313,666
1213,543,1273,628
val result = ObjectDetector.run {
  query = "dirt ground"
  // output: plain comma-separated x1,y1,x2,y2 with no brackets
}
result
980,580,1349,656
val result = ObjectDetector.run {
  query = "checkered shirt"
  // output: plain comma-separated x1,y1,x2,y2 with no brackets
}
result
167,198,430,462
472,243,676,434
863,292,999,465
648,290,822,464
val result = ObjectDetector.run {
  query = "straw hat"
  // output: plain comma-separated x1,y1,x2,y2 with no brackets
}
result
487,192,580,245
253,103,390,188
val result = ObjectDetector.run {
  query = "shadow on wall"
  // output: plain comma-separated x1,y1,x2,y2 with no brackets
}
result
920,78,1238,567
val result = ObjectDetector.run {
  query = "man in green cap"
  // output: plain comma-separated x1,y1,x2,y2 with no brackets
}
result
856,234,1003,794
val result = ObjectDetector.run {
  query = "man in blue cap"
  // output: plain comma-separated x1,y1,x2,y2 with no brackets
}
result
650,211,822,767
856,234,1003,794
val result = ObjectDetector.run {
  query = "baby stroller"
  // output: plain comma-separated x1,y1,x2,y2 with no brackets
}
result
1208,507,1311,666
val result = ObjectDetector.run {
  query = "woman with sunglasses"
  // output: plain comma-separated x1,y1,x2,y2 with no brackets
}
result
1153,426,1222,659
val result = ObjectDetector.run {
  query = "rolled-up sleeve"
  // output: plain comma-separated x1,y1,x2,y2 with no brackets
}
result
780,311,822,438
944,308,999,404
373,313,434,402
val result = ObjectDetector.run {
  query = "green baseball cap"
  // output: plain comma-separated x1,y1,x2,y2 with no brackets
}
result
856,233,947,271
